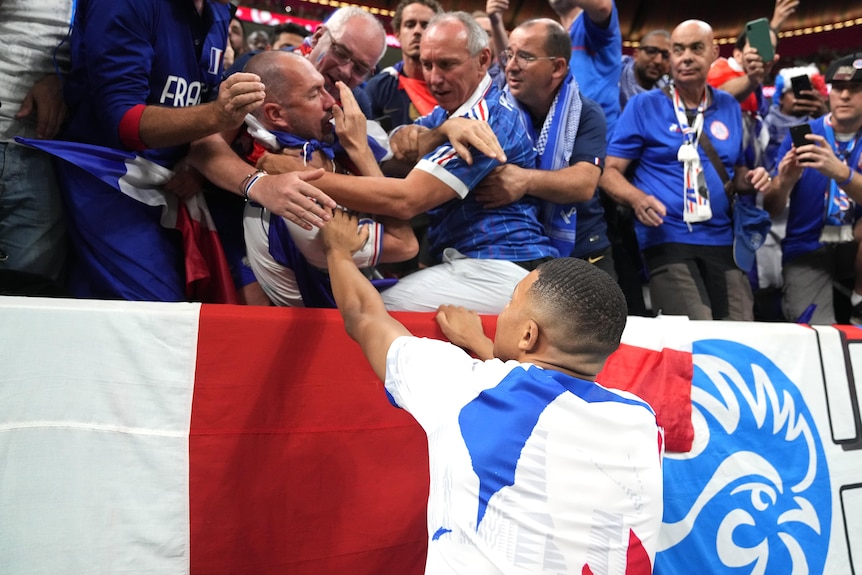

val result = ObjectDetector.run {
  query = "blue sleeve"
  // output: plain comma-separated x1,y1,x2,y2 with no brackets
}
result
415,107,446,129
570,96,607,170
70,0,158,146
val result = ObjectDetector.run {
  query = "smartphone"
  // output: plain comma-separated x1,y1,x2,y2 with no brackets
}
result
790,123,812,149
791,74,813,99
745,18,774,63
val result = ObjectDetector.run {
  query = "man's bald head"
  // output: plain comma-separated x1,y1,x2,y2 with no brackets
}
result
669,19,718,91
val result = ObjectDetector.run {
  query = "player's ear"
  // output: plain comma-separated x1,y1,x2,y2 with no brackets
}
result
519,319,540,353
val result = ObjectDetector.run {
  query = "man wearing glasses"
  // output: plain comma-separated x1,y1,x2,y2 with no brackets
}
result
474,19,607,271
620,30,671,110
264,12,557,313
296,7,386,113
227,7,386,118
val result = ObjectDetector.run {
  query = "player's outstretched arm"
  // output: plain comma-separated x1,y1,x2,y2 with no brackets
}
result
322,210,411,380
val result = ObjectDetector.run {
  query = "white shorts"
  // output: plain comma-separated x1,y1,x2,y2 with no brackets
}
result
381,248,529,313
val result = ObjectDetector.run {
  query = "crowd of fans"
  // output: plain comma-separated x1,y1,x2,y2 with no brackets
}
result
2,0,862,324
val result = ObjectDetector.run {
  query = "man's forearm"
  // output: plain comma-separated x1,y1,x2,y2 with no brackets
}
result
139,103,224,150
599,166,643,208
578,0,613,25
187,131,252,195
716,75,759,104
526,164,600,203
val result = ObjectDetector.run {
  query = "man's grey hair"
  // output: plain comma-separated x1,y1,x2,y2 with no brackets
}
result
426,11,489,57
324,7,388,64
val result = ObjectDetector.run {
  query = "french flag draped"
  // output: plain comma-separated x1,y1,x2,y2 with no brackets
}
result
0,300,693,574
15,138,237,303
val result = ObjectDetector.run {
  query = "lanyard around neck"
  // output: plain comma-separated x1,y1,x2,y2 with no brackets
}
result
671,86,708,147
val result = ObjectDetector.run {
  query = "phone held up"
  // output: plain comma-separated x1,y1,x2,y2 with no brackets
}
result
790,74,814,100
790,124,813,163
745,18,774,63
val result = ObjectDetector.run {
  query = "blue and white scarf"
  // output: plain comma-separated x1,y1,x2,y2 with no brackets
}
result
508,70,582,256
821,114,860,238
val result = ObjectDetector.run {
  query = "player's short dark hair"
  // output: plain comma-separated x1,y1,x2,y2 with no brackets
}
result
392,0,444,33
529,258,627,359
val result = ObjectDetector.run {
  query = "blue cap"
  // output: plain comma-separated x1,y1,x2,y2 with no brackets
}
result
732,199,772,273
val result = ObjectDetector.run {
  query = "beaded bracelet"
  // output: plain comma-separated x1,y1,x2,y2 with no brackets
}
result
240,169,268,201
837,167,855,188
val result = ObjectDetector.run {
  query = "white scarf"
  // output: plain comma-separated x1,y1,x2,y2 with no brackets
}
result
671,86,712,224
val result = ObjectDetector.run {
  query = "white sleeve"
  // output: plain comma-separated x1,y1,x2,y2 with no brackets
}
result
384,336,519,432
284,215,383,270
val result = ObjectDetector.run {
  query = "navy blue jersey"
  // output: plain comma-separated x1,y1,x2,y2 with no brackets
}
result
63,0,231,168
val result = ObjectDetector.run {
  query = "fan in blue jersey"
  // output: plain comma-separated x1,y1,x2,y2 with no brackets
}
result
764,53,862,325
603,20,772,321
473,19,608,269
260,12,557,314
486,0,619,280
57,0,335,301
365,0,443,131
321,208,664,574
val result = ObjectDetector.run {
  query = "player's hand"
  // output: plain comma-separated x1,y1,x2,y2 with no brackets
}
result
321,208,369,255
248,168,337,230
439,117,506,165
257,149,328,174
436,304,494,359
16,74,66,139
474,164,527,208
213,72,266,130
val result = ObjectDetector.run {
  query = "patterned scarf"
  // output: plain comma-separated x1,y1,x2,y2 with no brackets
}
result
822,114,860,235
669,85,712,225
508,70,582,255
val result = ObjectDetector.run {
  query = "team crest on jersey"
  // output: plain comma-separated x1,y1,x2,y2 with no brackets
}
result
657,340,831,574
669,123,681,133
710,120,730,141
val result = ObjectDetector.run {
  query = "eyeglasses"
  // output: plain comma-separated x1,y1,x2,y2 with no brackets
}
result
325,31,373,80
500,49,559,69
640,45,670,60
